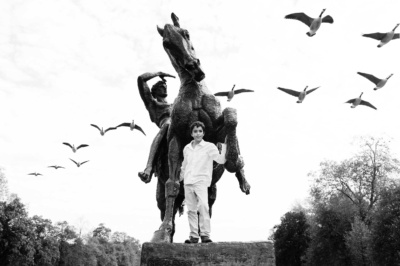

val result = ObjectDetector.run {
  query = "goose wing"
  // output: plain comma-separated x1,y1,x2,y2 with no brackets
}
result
76,144,89,150
359,100,377,110
357,72,380,85
70,158,78,166
214,91,230,97
134,125,146,136
62,142,73,149
105,127,117,133
277,87,301,97
117,122,130,128
362,32,386,40
306,87,320,95
345,98,356,104
90,124,101,131
48,165,56,169
285,13,313,27
80,160,89,165
28,173,41,176
234,89,254,95
322,15,334,23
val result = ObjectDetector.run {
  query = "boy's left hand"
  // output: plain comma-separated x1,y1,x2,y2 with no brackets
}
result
217,142,223,154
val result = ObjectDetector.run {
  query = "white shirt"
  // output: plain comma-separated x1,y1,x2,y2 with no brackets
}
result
180,140,227,187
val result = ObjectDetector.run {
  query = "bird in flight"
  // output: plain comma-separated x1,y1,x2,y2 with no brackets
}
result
357,72,393,91
362,23,399,48
70,159,89,167
28,172,42,176
63,142,89,153
90,124,118,136
48,165,65,170
277,86,320,103
117,120,146,136
214,85,254,102
285,8,334,37
345,92,377,110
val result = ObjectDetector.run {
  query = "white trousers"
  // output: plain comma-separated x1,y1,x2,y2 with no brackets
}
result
184,182,210,238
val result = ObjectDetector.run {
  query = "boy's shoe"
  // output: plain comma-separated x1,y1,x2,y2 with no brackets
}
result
184,236,199,244
201,236,212,243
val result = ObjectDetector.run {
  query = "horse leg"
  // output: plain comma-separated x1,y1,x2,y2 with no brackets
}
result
218,107,251,195
151,136,181,242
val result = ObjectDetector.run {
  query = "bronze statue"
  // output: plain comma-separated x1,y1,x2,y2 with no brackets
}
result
137,71,175,183
140,13,251,243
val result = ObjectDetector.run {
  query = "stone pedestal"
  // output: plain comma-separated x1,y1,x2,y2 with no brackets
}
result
140,241,275,266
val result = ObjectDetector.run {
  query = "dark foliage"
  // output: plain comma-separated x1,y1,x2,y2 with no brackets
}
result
371,186,400,265
272,211,310,266
0,197,141,266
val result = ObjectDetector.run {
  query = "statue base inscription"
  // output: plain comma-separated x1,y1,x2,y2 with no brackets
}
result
140,241,275,266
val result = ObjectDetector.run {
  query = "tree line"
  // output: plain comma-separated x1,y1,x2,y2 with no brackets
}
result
271,136,400,266
0,185,141,266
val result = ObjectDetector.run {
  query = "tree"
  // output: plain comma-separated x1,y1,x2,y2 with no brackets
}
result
111,232,141,266
345,216,373,266
371,185,400,265
0,168,9,202
0,197,36,266
272,211,310,266
93,223,111,244
309,136,400,223
55,221,78,266
305,194,353,266
31,215,60,266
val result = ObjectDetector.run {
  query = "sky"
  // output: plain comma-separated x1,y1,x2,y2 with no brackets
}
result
1,0,400,244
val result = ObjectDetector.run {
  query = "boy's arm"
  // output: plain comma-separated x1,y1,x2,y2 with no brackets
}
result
208,143,227,164
180,147,187,181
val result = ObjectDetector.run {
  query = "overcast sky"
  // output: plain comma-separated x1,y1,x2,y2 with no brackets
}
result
1,0,400,244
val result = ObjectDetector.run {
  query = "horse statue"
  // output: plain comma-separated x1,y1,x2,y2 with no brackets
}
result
147,13,251,243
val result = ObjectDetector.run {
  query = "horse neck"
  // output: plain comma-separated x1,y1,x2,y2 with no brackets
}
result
176,68,211,97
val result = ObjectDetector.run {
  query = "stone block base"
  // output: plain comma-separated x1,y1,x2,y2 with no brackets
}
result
140,241,275,266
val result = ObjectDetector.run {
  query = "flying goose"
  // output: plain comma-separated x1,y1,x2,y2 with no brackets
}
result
357,72,393,90
62,142,89,153
117,120,146,136
48,165,65,170
70,159,89,167
90,124,117,136
285,9,334,37
362,24,399,48
28,172,42,176
277,86,320,103
214,85,254,102
345,92,377,110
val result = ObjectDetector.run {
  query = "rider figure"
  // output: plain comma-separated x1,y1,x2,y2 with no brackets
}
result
137,71,175,183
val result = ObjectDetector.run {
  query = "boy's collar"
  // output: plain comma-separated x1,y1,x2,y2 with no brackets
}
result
190,139,205,147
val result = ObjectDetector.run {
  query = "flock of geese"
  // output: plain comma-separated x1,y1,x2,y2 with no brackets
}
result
28,8,398,175
28,121,146,176
281,9,397,109
215,9,398,110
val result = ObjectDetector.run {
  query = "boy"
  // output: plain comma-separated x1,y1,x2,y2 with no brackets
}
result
180,121,227,244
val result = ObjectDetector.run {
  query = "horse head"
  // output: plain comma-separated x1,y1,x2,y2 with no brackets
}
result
157,13,205,82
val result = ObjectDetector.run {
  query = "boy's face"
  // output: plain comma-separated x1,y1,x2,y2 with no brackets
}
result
191,126,205,142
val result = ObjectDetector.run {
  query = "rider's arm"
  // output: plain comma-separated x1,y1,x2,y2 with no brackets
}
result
137,72,159,108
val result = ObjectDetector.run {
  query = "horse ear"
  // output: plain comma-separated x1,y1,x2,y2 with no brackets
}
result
171,13,180,27
157,25,164,37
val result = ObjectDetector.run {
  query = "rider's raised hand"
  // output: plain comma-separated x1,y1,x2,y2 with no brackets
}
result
158,72,176,79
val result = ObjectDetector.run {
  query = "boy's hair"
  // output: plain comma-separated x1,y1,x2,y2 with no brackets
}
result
190,121,205,132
